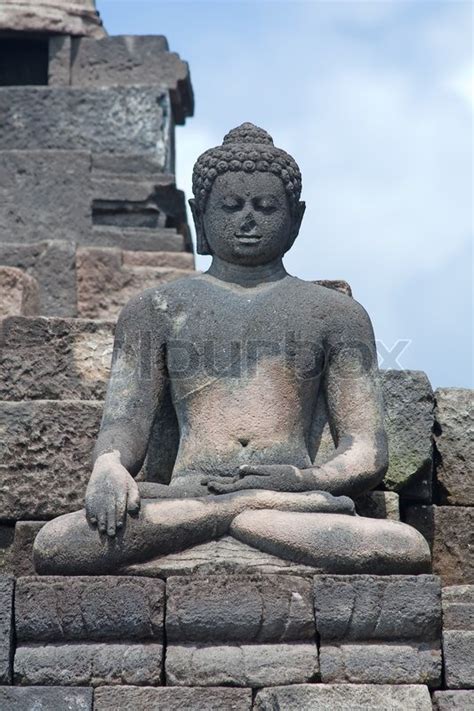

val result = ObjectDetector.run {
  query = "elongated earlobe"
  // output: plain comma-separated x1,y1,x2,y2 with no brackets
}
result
189,198,212,255
287,201,306,251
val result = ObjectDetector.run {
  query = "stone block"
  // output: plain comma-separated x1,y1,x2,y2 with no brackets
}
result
442,585,474,630
434,388,474,505
443,631,474,689
166,575,314,643
405,506,474,585
0,576,14,684
313,574,441,641
254,684,433,711
0,687,92,710
0,241,77,317
48,35,72,86
381,369,434,493
0,400,102,521
0,151,91,244
89,226,186,252
123,250,194,270
0,316,114,401
14,642,163,687
16,577,164,642
433,691,474,709
319,641,441,686
62,35,194,125
0,267,39,317
76,247,192,319
0,0,105,38
354,491,399,520
165,643,318,687
94,686,252,711
0,527,14,574
12,522,45,577
0,87,171,161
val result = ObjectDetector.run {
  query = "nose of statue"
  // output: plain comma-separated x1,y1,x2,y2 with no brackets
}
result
239,211,257,233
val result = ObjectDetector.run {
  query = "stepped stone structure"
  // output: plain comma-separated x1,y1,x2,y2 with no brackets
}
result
0,3,472,709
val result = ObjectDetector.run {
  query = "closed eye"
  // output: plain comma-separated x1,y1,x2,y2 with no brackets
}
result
221,197,244,212
253,198,277,213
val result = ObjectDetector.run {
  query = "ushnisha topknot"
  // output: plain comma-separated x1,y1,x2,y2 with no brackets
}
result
192,122,302,214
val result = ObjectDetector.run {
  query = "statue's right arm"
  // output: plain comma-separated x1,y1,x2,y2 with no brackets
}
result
85,292,167,536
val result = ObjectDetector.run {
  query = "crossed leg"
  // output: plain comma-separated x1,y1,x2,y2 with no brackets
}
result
33,488,430,576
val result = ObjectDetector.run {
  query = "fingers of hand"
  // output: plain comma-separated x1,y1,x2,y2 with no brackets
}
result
126,480,141,515
239,465,271,478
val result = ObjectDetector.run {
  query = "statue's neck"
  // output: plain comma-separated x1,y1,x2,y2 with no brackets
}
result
206,256,288,288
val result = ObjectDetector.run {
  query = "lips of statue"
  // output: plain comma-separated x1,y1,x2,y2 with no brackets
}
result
202,171,294,266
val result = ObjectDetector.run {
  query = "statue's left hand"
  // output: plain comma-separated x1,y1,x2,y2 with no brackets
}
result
204,464,311,494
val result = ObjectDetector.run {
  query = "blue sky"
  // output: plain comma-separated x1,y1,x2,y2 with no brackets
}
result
97,0,473,389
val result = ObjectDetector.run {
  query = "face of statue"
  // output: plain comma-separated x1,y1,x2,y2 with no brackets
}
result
197,171,301,265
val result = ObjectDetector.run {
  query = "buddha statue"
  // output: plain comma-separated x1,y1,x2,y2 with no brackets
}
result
34,123,430,575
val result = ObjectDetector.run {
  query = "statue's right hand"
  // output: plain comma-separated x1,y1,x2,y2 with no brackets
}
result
85,452,140,537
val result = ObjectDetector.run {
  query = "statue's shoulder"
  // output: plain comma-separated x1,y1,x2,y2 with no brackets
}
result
292,277,373,333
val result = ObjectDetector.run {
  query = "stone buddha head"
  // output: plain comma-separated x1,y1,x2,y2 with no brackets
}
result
189,123,306,266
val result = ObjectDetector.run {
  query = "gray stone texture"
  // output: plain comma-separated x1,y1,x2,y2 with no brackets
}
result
15,576,164,642
405,506,474,585
94,686,252,711
254,684,433,711
434,388,473,505
76,247,192,319
0,267,39,318
0,526,14,574
380,369,434,493
314,574,441,640
442,585,474,630
0,400,102,521
166,575,314,643
0,87,171,159
443,631,474,689
0,687,92,711
319,641,441,686
14,642,163,687
0,317,114,401
165,643,318,687
0,0,105,38
354,491,400,520
89,226,186,252
433,691,474,710
0,240,77,317
12,522,46,577
0,576,14,684
0,151,91,244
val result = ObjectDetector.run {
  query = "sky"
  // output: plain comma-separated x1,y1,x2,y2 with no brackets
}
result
97,0,473,389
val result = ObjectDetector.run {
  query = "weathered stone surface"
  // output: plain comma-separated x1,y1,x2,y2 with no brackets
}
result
123,250,194,270
433,691,474,709
14,642,163,687
405,506,474,585
354,491,399,520
89,226,186,252
94,686,252,711
0,576,14,684
315,279,353,297
0,267,39,318
0,151,91,244
0,527,14,574
443,631,474,689
0,241,77,317
166,575,314,643
443,585,474,630
0,400,102,521
76,247,192,319
12,522,45,577
48,35,72,86
254,684,432,711
319,641,441,686
166,643,318,687
62,35,194,125
0,687,92,710
314,574,441,640
122,536,319,578
381,369,434,493
434,388,474,506
0,317,114,401
0,88,171,160
0,0,105,38
16,577,164,642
